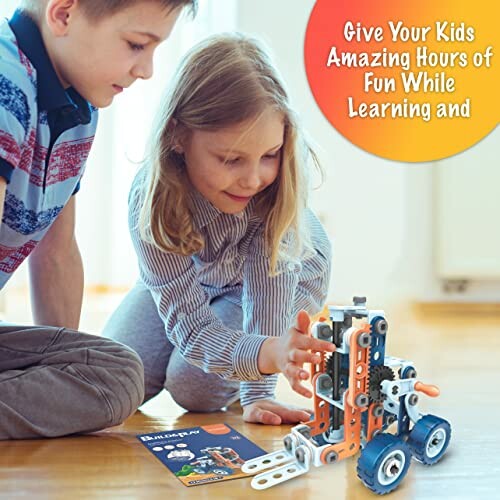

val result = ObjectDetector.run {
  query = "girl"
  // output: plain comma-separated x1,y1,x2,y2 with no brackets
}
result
103,33,334,426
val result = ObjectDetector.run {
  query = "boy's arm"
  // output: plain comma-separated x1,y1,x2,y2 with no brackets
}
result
28,196,84,329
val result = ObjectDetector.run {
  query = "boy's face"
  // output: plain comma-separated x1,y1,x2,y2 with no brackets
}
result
47,1,182,107
182,108,284,215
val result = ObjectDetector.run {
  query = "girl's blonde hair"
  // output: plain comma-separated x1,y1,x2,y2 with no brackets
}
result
139,33,320,275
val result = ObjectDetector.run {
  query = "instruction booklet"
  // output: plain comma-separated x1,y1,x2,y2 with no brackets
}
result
137,423,267,486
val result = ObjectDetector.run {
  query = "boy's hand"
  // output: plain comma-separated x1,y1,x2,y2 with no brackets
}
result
242,399,312,425
258,310,335,398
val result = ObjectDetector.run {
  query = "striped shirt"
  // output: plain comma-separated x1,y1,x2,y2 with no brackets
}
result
129,169,332,406
0,11,97,288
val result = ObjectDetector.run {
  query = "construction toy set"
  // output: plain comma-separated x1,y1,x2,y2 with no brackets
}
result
243,297,452,494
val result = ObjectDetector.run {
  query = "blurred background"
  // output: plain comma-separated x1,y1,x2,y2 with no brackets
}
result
1,0,498,329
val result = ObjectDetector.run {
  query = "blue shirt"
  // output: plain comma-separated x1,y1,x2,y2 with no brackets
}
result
0,10,98,288
129,169,332,406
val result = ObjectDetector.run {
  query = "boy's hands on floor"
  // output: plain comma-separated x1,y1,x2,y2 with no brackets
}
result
242,399,312,425
258,310,335,398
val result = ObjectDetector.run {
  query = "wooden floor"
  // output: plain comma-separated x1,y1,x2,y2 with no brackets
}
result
1,303,499,499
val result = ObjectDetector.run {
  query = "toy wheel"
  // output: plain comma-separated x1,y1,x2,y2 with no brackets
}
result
407,415,451,465
211,466,233,475
357,434,411,495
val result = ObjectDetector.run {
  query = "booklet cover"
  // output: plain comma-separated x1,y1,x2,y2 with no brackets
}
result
137,423,267,486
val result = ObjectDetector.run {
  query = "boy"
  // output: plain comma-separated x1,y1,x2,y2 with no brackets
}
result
0,0,196,439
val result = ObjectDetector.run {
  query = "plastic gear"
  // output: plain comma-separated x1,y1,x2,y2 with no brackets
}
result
325,352,335,375
369,365,395,402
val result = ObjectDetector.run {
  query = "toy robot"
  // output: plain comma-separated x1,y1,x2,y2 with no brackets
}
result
242,297,451,494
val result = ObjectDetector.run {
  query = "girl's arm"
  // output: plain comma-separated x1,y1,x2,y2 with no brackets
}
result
128,181,333,387
239,376,278,408
290,209,332,316
241,209,332,403
129,190,268,382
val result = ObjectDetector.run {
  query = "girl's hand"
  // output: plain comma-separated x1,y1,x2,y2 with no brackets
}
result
242,399,312,425
258,310,335,398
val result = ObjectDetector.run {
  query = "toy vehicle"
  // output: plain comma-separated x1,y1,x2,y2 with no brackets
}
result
186,446,245,476
242,297,452,494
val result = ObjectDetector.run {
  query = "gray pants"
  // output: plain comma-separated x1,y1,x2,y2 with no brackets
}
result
0,324,144,440
102,283,240,412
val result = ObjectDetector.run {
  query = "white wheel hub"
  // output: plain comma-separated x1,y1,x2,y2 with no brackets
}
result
426,428,447,458
378,450,406,485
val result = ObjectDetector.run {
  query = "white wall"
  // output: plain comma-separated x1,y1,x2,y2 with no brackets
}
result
236,0,500,305
435,128,500,280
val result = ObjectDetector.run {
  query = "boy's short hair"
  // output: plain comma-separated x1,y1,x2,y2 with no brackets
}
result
22,0,197,21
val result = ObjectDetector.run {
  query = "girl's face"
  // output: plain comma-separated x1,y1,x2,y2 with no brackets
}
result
181,108,284,214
